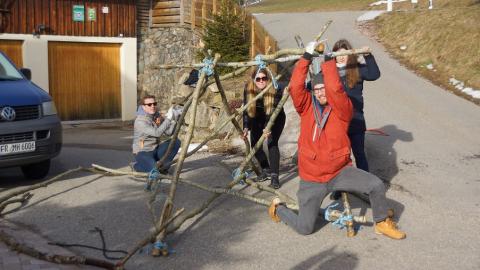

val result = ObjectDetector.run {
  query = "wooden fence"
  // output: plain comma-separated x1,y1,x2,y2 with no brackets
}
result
151,0,278,59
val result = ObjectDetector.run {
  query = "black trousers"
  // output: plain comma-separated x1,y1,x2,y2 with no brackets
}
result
349,132,369,172
250,110,286,175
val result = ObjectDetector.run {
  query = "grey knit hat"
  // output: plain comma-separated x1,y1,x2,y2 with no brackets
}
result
311,72,324,88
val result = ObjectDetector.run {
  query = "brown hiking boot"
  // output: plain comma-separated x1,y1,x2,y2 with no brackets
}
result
375,218,406,240
268,197,282,223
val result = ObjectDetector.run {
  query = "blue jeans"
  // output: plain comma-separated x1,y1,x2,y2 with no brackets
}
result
133,139,181,173
349,132,369,172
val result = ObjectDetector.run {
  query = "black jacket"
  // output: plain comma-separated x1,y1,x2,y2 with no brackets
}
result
243,81,286,129
340,54,380,134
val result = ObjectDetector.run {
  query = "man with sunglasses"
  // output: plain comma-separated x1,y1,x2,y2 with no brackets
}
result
132,95,182,175
267,41,406,240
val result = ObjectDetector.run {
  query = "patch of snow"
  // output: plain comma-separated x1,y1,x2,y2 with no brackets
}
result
461,88,480,99
400,45,407,50
449,78,461,86
357,10,386,21
449,77,480,99
426,63,434,70
369,0,408,6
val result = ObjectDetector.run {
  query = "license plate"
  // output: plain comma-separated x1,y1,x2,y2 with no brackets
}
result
0,141,36,155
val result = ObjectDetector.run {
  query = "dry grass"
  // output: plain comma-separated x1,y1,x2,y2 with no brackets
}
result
374,0,480,102
247,0,375,13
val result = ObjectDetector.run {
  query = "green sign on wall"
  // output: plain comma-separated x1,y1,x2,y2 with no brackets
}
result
88,8,96,21
73,5,85,22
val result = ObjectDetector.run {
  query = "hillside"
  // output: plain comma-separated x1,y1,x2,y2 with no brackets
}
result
247,0,374,13
374,0,480,102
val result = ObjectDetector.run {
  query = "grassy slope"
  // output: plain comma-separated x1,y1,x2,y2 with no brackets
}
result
375,0,480,98
247,0,375,13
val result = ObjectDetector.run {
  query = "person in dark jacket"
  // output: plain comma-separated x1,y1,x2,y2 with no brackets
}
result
243,67,286,189
267,41,405,240
332,39,380,172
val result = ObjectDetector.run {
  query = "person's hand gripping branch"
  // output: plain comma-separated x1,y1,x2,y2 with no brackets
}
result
305,40,325,56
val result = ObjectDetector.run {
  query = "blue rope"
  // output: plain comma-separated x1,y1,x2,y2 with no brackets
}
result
231,167,251,184
201,57,214,76
324,202,339,222
324,202,354,230
138,241,176,255
145,168,160,191
254,54,278,89
332,213,353,230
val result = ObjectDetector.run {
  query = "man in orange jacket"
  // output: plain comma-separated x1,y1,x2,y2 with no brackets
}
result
268,41,406,240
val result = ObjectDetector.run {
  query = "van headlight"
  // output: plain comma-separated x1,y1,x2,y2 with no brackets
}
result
42,101,57,116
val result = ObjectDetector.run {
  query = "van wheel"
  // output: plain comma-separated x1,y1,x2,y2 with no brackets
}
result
21,159,51,180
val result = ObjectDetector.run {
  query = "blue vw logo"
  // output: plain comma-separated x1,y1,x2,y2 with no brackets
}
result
0,107,16,121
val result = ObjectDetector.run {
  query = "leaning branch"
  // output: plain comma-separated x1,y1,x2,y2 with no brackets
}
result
0,167,83,210
0,230,116,270
155,48,371,69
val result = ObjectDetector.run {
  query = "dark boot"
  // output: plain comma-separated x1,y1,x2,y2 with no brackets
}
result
254,168,271,182
269,173,280,189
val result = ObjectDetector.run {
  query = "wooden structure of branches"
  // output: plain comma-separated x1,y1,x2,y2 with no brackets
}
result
0,21,373,270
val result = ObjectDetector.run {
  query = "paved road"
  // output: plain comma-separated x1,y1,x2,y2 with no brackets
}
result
258,11,480,270
0,11,479,270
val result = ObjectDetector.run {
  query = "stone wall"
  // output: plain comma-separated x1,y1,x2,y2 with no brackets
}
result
137,26,201,112
137,26,243,145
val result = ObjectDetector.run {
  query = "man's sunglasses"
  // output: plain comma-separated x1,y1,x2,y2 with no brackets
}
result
144,102,157,107
255,76,268,82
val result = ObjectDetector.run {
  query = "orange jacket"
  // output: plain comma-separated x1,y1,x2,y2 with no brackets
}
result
290,55,353,182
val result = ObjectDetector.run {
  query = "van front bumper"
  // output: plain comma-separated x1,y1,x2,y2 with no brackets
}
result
0,115,62,168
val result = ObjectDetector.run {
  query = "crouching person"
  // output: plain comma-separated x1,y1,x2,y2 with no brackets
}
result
132,95,181,175
268,42,406,240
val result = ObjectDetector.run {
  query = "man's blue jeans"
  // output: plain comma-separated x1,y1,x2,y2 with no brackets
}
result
133,139,181,173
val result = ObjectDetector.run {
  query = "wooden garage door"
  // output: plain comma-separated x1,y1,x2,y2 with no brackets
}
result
48,42,121,121
0,40,23,68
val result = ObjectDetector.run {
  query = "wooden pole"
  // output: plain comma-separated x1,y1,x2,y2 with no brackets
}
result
152,54,222,256
0,231,115,270
342,192,356,237
155,48,372,69
201,0,206,27
165,75,282,166
0,167,83,213
191,0,196,29
213,71,261,176
116,208,185,267
250,16,255,59
180,0,185,25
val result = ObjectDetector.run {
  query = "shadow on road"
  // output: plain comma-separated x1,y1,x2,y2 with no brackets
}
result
291,246,359,270
366,124,414,184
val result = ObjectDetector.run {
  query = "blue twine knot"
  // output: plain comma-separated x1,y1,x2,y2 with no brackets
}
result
324,202,340,222
139,241,176,255
201,57,214,76
145,168,160,191
324,202,353,230
254,54,278,89
231,167,251,184
154,241,176,254
332,213,353,230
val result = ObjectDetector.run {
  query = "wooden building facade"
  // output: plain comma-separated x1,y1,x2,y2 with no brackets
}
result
3,0,136,37
0,0,138,121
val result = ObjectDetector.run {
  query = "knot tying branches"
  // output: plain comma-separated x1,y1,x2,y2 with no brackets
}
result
201,57,215,76
254,54,279,89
